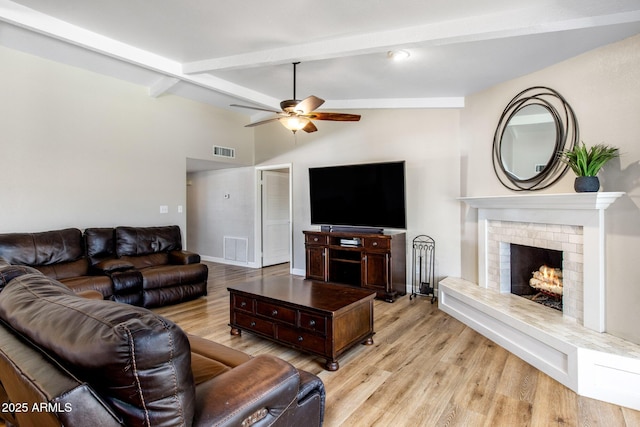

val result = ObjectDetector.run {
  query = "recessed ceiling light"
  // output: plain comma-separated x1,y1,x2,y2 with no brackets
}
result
387,50,411,61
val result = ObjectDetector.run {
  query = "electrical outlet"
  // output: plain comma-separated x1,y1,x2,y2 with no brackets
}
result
178,205,183,213
160,205,169,214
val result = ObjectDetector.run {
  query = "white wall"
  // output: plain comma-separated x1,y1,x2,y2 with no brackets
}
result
460,34,640,344
186,167,256,263
254,108,462,281
0,46,253,239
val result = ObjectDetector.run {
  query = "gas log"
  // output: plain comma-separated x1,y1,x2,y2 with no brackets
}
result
529,265,563,296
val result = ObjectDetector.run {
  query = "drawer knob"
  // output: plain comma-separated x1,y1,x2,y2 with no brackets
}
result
272,309,278,316
314,237,319,242
297,336,304,342
372,241,378,246
250,321,256,327
240,301,247,308
309,319,316,327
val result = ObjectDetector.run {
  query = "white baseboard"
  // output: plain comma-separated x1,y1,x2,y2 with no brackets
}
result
200,255,260,269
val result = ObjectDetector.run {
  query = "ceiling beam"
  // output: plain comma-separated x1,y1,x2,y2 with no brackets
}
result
0,0,281,109
323,98,465,110
182,9,640,74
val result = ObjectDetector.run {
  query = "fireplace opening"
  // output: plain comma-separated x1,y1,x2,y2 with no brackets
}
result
510,243,563,311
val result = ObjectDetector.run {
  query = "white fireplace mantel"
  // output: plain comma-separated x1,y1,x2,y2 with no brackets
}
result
460,191,624,333
459,192,624,211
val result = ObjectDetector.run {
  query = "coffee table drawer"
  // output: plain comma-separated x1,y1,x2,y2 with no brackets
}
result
256,301,296,325
233,295,254,313
277,325,326,355
234,312,274,337
299,311,327,334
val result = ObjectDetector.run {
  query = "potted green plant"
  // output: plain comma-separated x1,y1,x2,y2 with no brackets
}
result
560,142,620,192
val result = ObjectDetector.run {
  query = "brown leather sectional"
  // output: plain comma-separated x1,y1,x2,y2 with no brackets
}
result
0,262,325,426
0,225,208,308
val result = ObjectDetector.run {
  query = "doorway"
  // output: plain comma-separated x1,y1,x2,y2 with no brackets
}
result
257,165,292,268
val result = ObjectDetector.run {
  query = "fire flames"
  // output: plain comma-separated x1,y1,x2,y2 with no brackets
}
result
529,265,563,296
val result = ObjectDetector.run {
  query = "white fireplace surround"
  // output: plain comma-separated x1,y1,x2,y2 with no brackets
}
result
439,192,640,411
467,192,624,332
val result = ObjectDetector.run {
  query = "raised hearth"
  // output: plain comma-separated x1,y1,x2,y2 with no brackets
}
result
440,192,640,411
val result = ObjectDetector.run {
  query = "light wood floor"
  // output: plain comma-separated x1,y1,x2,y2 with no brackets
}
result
154,262,640,427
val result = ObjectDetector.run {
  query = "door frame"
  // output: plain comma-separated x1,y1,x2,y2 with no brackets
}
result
254,163,293,272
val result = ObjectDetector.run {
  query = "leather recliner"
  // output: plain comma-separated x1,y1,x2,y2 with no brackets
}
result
0,225,208,308
0,266,325,427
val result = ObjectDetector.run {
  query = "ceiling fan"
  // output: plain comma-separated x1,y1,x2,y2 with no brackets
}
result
231,62,361,134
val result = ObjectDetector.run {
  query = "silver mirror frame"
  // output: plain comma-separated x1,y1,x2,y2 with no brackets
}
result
492,86,579,191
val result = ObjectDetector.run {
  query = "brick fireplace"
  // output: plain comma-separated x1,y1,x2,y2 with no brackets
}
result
439,192,640,411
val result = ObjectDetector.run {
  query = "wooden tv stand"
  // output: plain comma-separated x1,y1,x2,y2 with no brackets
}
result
304,230,406,302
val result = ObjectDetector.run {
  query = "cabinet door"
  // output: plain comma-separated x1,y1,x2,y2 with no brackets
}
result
306,246,327,281
362,252,389,290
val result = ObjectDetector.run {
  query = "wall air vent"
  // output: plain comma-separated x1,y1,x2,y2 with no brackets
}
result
213,145,235,158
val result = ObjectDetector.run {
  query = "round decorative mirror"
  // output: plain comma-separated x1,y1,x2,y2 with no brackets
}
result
492,87,578,191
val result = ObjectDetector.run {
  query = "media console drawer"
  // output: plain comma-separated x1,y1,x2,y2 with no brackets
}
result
305,233,328,245
363,237,390,250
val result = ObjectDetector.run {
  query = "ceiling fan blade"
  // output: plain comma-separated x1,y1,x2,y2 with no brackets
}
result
309,112,361,122
231,104,281,114
244,117,280,127
302,121,318,133
295,95,325,114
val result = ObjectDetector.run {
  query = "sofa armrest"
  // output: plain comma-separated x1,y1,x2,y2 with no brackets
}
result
193,355,301,427
0,266,42,288
92,258,135,274
169,250,201,265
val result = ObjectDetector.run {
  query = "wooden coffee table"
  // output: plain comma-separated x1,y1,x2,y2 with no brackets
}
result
228,276,376,371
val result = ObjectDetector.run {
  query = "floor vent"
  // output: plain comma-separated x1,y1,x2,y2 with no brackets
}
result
224,236,248,263
213,145,235,158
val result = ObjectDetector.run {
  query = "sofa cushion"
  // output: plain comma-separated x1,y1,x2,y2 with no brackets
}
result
116,226,182,257
35,257,90,280
0,274,196,427
141,264,208,290
59,274,114,298
0,228,85,267
84,227,116,266
120,253,170,269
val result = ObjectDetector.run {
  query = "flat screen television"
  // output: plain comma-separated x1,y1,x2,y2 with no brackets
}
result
309,161,406,230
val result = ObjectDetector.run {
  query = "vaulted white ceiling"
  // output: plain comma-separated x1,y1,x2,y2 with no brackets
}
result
2,0,640,117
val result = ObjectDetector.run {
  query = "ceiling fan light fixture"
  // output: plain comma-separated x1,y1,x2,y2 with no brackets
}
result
280,116,310,133
231,62,360,134
387,49,410,61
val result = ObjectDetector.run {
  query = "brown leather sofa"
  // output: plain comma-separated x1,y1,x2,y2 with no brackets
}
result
0,265,325,427
0,225,207,308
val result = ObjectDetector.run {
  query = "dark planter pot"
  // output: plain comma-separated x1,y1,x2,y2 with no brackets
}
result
574,176,600,192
